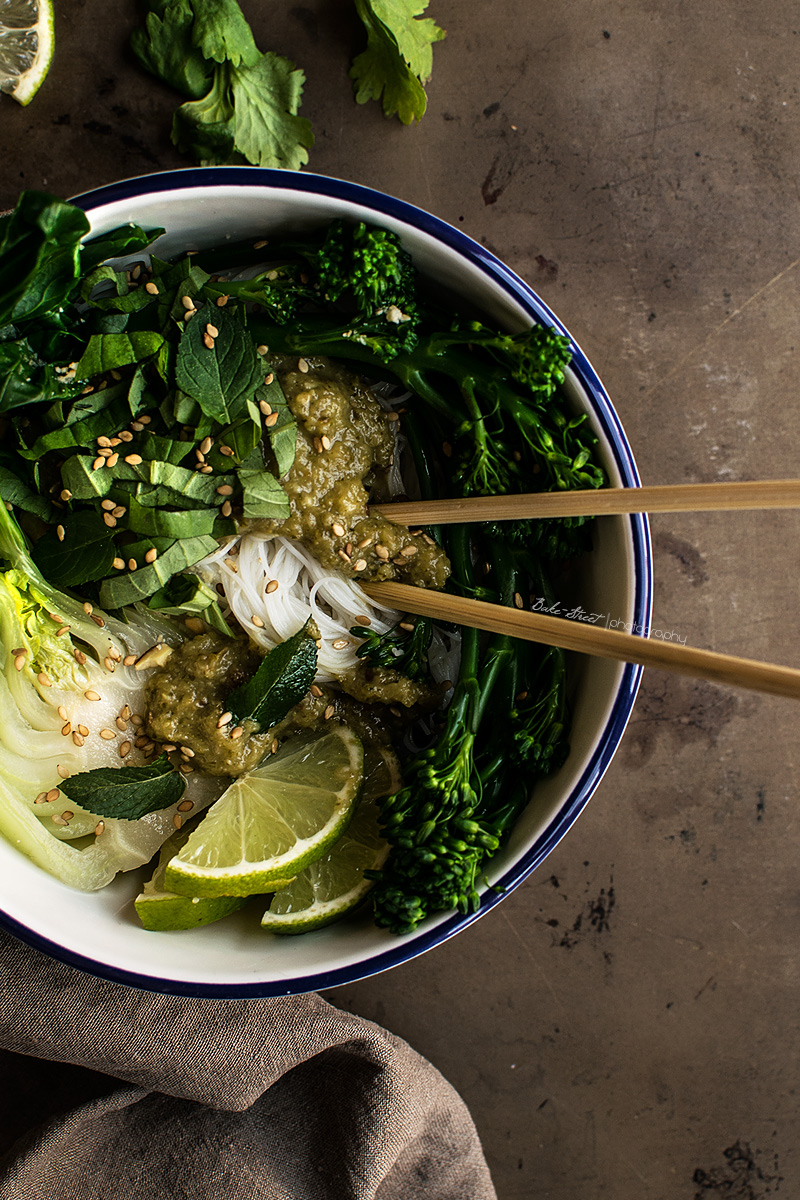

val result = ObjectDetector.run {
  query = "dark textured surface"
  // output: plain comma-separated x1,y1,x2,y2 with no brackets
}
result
2,3,799,1196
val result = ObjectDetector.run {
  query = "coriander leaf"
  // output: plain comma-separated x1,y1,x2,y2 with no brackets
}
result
59,754,185,821
190,0,261,68
130,0,213,100
98,535,219,608
238,467,290,520
228,623,318,731
32,511,116,588
148,572,234,637
172,65,236,164
229,53,314,170
175,304,263,423
350,0,444,124
75,332,166,379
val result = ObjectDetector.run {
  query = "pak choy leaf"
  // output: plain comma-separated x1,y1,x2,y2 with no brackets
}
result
228,622,318,731
350,0,445,125
59,754,186,821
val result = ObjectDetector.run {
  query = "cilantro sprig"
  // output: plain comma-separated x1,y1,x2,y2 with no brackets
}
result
351,0,446,125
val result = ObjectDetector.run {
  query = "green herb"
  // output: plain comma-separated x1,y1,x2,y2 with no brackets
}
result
131,0,313,169
59,754,186,821
228,623,318,732
32,511,116,588
351,0,445,124
175,302,264,423
147,572,234,638
351,617,433,681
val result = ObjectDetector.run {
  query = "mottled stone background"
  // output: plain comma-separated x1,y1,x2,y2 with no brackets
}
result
2,3,798,1197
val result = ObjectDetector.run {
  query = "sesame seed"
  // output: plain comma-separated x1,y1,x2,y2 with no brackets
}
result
230,726,244,740
183,309,196,321
14,653,25,671
94,821,105,836
103,513,116,528
145,548,158,564
310,684,323,697
264,412,279,428
112,506,126,518
120,705,131,720
34,792,48,805
51,814,68,826
56,524,65,542
331,638,349,650
184,617,204,635
354,614,372,625
324,705,335,720
83,602,93,615
399,622,415,632
173,813,183,829
107,453,119,467
400,545,418,557
221,500,232,518
203,333,215,350
266,580,279,594
123,655,137,666
271,739,279,754
514,592,524,609
259,399,272,416
313,437,323,453
298,357,309,373
74,649,87,665
108,646,122,661
332,522,345,537
119,430,134,442
199,464,214,474
178,799,194,812
101,499,115,510
128,559,138,571
145,281,159,295
375,544,390,560
357,536,373,549
124,454,143,465
57,764,69,779
130,421,144,432
92,457,104,471
205,323,219,339
119,741,131,758
60,489,72,502
256,344,269,355
100,729,116,740
97,447,114,458
181,294,194,310
220,445,234,457
337,550,352,564
45,788,60,804
134,735,149,749
57,706,68,720
321,435,331,451
217,712,233,728
264,372,274,385
116,717,128,732
216,484,233,495
162,744,176,753
84,690,101,701
195,450,205,463
354,558,367,571
216,294,229,307
55,624,71,637
78,724,89,737
72,731,85,747
181,746,195,758
38,672,52,687
104,656,115,672
386,410,400,422
251,614,265,628
61,721,71,736
200,436,213,454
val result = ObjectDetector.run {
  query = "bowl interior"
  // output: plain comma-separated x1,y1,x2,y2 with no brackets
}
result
0,170,651,995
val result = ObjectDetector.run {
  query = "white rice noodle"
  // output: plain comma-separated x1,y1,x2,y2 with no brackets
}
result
195,534,402,683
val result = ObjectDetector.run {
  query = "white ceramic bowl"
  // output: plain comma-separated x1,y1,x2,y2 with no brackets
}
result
0,169,652,995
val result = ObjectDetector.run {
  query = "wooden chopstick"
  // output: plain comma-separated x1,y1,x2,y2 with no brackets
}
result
362,582,800,700
370,479,800,525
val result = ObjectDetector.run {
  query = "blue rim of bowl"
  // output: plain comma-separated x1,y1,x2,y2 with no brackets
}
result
0,169,653,997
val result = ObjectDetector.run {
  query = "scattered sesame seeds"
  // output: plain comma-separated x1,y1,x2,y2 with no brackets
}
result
230,726,244,740
337,550,352,564
400,545,418,558
56,524,65,542
324,704,335,720
217,712,233,728
332,522,345,537
310,684,323,697
357,536,374,549
45,788,60,804
131,421,144,432
51,814,68,826
253,239,269,249
92,457,105,471
58,705,68,720
145,281,159,295
103,513,116,528
320,435,331,451
145,548,158,564
119,741,131,758
353,558,367,572
84,690,101,701
205,322,219,339
256,344,269,356
128,558,138,571
74,649,87,665
199,464,214,474
14,653,25,671
173,813,183,829
386,410,400,422
101,498,115,510
178,799,194,812
55,624,71,637
107,452,120,467
119,429,134,442
113,557,125,570
60,489,72,502
331,638,349,650
251,614,265,628
216,484,234,496
181,295,195,310
116,717,128,732
123,654,137,667
259,398,272,416
399,622,415,632
200,436,213,454
203,333,215,350
264,372,274,385
124,453,143,465
354,614,372,625
111,505,126,519
297,357,309,373
219,445,234,457
38,672,52,687
162,744,176,753
34,792,48,805
514,592,524,609
104,656,115,672
100,729,116,740
216,294,229,307
94,821,105,836
264,412,279,428
265,579,279,594
61,721,71,736
57,764,70,779
72,731,85,747
120,705,131,720
181,745,195,758
221,500,232,518
78,724,89,737
375,544,390,560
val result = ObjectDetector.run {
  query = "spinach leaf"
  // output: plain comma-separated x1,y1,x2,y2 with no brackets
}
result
32,510,116,587
125,493,219,539
0,192,89,327
75,331,165,378
238,466,290,520
175,303,263,423
79,223,164,274
228,623,318,731
59,754,185,821
0,464,54,523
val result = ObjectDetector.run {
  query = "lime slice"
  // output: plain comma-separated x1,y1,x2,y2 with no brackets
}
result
134,823,248,932
260,743,399,935
164,727,364,898
1,0,55,106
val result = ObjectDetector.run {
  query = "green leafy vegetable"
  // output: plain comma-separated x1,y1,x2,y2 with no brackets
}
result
132,0,313,169
59,755,186,821
351,0,445,124
228,623,318,731
147,572,234,637
97,536,219,609
32,511,117,588
175,303,263,422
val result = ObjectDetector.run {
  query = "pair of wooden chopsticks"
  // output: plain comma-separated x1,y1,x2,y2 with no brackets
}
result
366,480,800,700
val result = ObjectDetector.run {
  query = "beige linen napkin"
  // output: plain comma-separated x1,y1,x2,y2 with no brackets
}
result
0,929,496,1199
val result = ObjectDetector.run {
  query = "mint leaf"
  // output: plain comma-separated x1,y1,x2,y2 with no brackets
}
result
175,304,263,423
75,332,165,379
351,0,444,124
59,754,185,821
228,624,318,731
229,53,314,169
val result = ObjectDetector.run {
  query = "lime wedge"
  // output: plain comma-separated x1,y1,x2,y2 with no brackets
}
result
260,743,399,934
134,823,248,932
1,0,55,106
164,728,364,898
